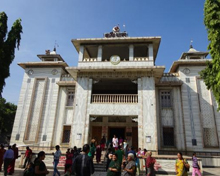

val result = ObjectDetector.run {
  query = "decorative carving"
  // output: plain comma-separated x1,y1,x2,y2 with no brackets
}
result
197,78,218,147
27,69,34,75
45,50,50,55
131,117,138,123
51,69,58,75
183,68,190,75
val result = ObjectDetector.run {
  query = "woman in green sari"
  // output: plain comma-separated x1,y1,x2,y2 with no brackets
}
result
107,153,121,176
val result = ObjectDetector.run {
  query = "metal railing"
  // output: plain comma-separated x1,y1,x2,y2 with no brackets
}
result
92,94,138,103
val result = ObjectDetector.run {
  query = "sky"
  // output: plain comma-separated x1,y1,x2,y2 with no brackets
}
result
1,0,208,104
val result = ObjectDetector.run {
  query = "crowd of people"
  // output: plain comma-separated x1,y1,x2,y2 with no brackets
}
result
0,144,18,176
0,135,202,176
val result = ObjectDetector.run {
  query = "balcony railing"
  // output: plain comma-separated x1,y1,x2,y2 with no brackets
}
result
92,94,138,103
83,58,97,62
134,57,149,61
61,74,74,81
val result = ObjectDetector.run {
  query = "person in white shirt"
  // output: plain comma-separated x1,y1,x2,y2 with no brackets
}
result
52,145,61,176
3,146,14,176
112,135,118,150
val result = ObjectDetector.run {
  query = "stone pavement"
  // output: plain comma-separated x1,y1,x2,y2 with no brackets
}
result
0,167,220,176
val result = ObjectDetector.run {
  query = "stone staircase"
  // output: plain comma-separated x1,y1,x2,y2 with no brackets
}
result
94,162,106,172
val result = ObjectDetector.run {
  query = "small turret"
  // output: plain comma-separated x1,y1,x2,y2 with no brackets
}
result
179,42,209,60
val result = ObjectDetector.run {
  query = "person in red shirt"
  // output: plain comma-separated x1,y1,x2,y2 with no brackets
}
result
146,151,156,176
23,146,32,168
0,144,6,171
65,149,73,173
7,144,18,174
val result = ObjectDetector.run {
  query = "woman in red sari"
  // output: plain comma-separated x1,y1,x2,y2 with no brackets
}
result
7,144,18,174
65,149,73,173
0,144,6,171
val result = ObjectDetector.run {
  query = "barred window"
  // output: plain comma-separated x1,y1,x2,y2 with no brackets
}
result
163,127,174,146
160,91,171,108
66,90,74,106
62,126,71,143
185,78,190,83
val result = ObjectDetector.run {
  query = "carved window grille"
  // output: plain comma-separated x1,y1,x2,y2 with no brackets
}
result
160,91,171,108
66,90,74,106
163,127,174,146
62,126,71,143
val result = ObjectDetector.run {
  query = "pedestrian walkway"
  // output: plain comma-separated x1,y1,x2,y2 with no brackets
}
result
1,167,219,176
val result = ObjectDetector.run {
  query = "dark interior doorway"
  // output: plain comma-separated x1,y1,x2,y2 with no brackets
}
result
109,127,125,140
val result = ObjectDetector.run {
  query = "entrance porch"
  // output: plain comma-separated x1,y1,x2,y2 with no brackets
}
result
89,116,138,150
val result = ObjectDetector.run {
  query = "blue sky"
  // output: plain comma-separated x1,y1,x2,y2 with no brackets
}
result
1,0,208,104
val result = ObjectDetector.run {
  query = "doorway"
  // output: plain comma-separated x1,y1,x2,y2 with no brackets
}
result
109,127,126,141
92,126,102,144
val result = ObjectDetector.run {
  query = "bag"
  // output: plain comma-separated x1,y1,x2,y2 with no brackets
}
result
184,159,190,172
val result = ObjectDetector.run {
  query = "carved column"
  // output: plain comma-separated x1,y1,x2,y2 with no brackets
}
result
97,45,102,61
138,77,157,152
78,45,84,62
129,45,134,61
71,77,91,147
148,44,153,61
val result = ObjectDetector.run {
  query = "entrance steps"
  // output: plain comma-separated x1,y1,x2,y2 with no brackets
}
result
16,148,206,175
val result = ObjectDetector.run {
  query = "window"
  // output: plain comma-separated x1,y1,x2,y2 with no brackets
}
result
160,91,171,108
163,127,174,146
66,90,74,106
62,126,71,143
185,78,190,83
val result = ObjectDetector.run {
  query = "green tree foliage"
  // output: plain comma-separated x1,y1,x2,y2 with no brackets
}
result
200,0,220,110
0,98,17,134
0,12,22,97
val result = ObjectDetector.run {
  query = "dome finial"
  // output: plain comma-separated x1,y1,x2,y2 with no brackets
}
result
190,39,193,49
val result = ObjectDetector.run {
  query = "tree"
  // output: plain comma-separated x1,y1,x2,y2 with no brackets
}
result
0,12,22,97
0,98,17,143
200,0,220,110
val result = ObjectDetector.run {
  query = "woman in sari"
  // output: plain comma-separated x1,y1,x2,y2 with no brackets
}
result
34,151,49,176
107,153,120,176
175,152,190,176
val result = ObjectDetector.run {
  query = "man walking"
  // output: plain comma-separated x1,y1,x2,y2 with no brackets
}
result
7,144,18,174
52,145,62,176
23,146,32,168
3,146,14,176
72,144,95,176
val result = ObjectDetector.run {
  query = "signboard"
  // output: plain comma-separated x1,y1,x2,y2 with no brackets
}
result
57,156,66,166
146,136,151,143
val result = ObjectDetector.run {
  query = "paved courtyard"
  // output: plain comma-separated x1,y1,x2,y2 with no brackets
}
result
1,167,219,176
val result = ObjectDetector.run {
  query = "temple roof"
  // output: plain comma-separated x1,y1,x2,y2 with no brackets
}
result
71,36,161,61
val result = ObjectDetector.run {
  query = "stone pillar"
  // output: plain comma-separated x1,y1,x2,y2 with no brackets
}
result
78,45,84,62
71,77,91,147
138,77,157,152
83,78,93,144
138,78,144,148
97,45,102,61
129,45,134,61
148,44,153,61
173,87,186,150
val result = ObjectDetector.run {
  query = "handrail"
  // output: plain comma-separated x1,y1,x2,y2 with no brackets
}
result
92,94,138,103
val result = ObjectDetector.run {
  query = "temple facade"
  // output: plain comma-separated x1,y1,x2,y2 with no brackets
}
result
10,32,220,154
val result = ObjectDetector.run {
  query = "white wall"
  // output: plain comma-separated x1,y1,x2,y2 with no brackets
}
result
11,67,63,147
179,65,220,151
